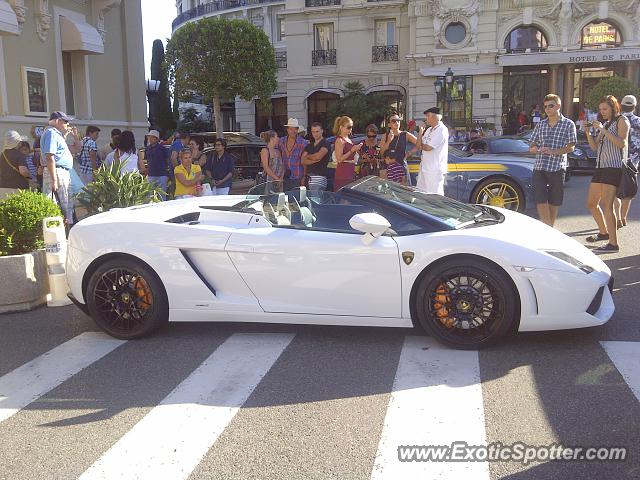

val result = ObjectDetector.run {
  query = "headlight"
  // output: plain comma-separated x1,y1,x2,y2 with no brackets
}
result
544,250,594,274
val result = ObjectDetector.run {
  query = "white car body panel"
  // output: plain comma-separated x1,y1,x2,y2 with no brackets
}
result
67,193,613,333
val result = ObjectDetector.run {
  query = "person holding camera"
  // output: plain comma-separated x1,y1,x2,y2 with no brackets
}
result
528,94,576,228
584,95,630,253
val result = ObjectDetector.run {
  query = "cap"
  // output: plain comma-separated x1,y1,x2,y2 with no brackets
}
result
49,111,73,122
3,130,26,150
621,95,637,107
146,129,160,139
424,107,441,115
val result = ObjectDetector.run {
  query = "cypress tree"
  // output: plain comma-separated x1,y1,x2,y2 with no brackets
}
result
150,39,176,136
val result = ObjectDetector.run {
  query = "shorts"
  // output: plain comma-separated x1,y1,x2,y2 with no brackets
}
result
532,169,565,206
591,167,621,187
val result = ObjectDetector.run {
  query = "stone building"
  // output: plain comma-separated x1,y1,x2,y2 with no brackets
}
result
173,0,640,133
0,0,147,143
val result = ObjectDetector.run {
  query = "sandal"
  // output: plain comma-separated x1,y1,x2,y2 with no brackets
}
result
617,221,624,229
593,243,619,254
586,233,609,243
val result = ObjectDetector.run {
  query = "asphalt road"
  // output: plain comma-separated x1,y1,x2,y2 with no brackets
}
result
0,174,639,480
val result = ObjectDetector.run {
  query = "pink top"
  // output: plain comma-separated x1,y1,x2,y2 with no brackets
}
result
334,137,357,191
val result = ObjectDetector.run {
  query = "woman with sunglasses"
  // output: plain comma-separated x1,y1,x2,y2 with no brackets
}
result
358,124,382,178
584,95,630,253
380,114,420,186
332,116,362,191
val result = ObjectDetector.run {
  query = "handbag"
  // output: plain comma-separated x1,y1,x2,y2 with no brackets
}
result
617,160,638,199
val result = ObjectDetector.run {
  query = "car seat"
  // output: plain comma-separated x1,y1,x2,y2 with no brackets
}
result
276,193,292,226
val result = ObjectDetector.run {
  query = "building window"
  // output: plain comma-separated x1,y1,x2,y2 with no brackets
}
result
435,76,472,128
502,68,548,134
581,21,622,48
444,23,466,45
504,26,548,53
256,97,288,135
307,90,340,131
314,23,334,50
62,53,75,116
276,15,285,42
375,19,395,46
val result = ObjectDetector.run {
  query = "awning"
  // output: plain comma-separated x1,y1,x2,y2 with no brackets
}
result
0,1,19,36
60,15,104,55
498,47,640,67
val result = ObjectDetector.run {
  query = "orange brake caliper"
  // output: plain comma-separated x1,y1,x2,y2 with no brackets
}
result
134,278,153,310
433,283,455,328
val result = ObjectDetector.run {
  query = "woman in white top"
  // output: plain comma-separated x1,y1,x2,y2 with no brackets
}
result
104,130,142,174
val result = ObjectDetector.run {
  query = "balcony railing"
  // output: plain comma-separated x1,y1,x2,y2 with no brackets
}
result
372,45,398,62
305,0,341,6
172,0,283,30
312,49,337,66
275,51,287,69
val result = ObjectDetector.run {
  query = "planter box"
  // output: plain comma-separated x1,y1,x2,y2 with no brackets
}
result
0,250,50,314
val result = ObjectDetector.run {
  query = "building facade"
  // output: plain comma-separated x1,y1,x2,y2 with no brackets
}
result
0,0,147,144
173,0,640,133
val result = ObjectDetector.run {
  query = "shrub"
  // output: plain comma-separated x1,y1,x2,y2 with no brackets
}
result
76,161,163,215
585,77,640,111
0,190,62,256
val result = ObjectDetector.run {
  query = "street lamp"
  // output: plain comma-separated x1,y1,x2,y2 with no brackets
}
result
434,68,465,125
146,79,161,127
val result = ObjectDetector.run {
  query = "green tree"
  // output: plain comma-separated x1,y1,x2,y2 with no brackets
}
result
166,18,277,138
326,81,394,133
585,77,640,111
150,39,176,136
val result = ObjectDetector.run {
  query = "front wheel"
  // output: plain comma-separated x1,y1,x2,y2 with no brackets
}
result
415,258,518,349
86,258,168,340
472,177,525,212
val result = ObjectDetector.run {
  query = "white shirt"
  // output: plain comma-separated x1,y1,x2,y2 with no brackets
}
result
421,122,449,174
105,150,139,173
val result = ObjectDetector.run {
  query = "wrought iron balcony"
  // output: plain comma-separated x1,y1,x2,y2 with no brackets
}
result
172,0,283,30
275,51,287,69
305,0,341,7
312,49,337,66
372,45,398,62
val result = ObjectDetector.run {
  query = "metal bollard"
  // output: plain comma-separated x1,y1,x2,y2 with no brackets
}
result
43,216,72,307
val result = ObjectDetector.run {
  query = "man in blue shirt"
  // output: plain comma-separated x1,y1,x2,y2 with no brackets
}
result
41,111,75,225
170,131,190,170
144,130,170,200
205,139,234,195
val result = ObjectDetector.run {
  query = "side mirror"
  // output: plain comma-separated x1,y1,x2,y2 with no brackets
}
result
349,213,391,245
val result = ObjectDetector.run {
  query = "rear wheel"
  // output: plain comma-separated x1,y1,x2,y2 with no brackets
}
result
415,258,518,349
472,177,524,212
86,258,168,339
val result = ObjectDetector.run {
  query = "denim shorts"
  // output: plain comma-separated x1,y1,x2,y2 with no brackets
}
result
532,169,565,206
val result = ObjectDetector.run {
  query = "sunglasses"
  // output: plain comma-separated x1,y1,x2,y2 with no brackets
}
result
215,143,223,146
390,119,399,123
367,134,376,138
544,104,556,109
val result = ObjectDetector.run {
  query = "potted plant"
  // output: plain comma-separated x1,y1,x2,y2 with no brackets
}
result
0,190,61,313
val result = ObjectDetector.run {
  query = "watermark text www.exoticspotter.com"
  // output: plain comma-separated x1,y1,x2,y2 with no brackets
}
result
398,442,627,465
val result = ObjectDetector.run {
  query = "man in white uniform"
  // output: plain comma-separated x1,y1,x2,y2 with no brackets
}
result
416,107,449,194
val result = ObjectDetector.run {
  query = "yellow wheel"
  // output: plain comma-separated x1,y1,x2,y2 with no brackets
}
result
472,178,524,212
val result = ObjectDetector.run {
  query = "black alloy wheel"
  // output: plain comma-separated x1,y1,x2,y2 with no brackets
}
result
415,258,517,349
86,259,168,339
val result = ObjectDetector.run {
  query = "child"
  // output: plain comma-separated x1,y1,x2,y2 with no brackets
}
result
380,150,407,185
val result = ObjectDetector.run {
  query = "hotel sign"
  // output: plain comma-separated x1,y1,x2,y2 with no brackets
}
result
498,47,640,66
582,23,618,47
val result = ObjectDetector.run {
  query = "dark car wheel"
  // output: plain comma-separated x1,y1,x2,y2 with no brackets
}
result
472,177,525,212
86,258,168,340
415,258,518,349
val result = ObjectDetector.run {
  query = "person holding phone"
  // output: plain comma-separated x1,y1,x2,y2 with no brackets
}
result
528,94,576,228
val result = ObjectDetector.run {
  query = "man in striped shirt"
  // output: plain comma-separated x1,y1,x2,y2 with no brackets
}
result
528,94,577,228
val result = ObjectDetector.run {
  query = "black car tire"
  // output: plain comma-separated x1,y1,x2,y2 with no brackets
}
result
415,257,518,349
86,258,168,340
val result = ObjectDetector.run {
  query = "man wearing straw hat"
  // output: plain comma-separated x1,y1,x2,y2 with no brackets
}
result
279,118,308,191
0,130,30,199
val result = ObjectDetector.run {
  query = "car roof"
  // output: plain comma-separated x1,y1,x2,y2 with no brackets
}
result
190,132,266,146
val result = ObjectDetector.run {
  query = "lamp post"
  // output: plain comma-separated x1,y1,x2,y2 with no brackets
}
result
433,67,465,125
146,79,160,127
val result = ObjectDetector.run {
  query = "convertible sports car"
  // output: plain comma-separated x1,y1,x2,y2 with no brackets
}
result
67,177,614,349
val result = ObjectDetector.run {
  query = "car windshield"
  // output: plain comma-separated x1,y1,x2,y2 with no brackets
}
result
347,176,485,227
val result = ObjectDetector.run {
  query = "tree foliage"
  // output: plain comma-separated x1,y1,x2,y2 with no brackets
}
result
585,77,640,111
327,81,394,133
150,39,176,137
166,18,277,138
177,107,213,133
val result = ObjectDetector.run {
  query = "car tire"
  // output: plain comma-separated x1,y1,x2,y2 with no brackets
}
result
471,177,525,212
414,257,518,349
86,258,169,340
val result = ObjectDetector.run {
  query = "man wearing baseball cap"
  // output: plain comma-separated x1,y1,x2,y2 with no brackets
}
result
41,111,75,225
144,130,169,200
617,95,640,225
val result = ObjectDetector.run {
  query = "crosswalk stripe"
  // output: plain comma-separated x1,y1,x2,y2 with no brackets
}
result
600,341,640,401
370,336,489,480
78,332,294,480
0,332,126,425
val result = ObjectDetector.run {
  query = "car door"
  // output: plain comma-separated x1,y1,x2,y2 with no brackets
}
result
225,191,403,319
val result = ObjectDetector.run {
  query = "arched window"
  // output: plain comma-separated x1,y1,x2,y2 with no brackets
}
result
504,26,548,54
581,21,622,49
307,91,340,132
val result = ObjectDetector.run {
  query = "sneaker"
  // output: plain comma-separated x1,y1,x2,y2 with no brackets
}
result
586,233,609,243
593,243,619,254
